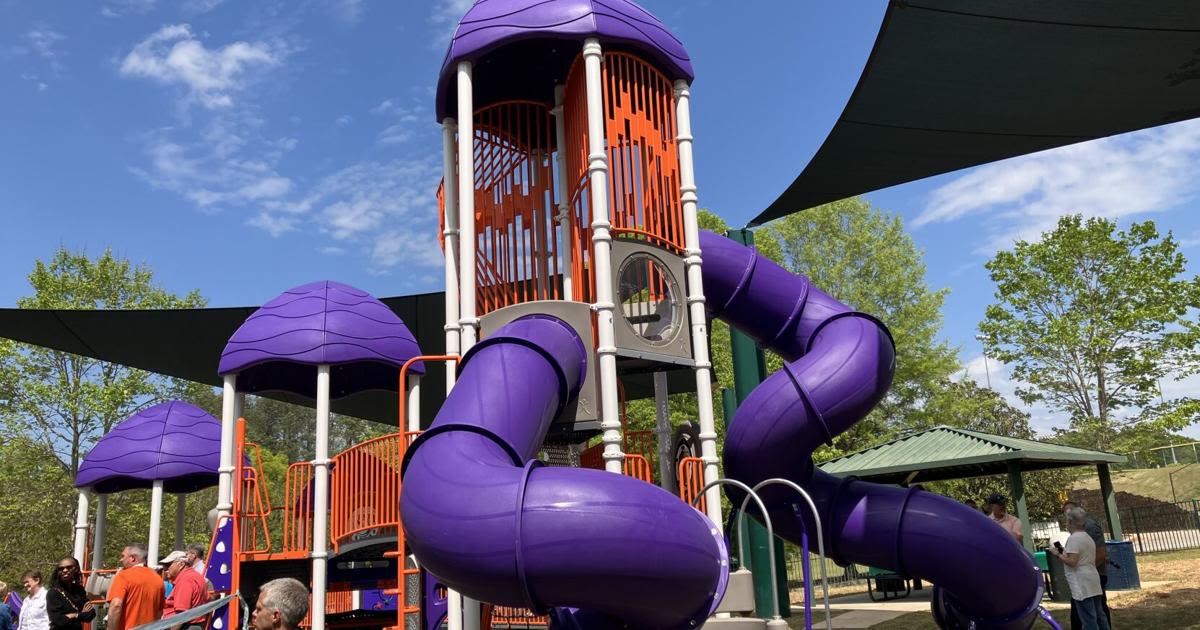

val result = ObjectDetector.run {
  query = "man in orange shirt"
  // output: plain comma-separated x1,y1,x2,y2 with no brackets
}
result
160,551,208,630
107,544,165,630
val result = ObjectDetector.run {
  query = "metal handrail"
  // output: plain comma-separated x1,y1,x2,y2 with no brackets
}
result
691,478,782,625
745,479,832,630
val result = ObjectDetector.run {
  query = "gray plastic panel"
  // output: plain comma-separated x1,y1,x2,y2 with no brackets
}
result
609,239,693,365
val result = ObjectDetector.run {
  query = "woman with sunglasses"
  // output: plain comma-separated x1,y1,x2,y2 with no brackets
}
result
45,558,94,630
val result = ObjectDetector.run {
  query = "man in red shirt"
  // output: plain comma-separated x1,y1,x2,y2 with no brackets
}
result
160,551,207,630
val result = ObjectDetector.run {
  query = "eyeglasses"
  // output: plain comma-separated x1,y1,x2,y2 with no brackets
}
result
57,566,77,572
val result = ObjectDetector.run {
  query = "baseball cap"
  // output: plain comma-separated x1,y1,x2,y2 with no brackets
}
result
159,551,188,567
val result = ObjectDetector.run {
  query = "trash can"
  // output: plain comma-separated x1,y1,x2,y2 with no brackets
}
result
1104,540,1140,590
1045,552,1072,602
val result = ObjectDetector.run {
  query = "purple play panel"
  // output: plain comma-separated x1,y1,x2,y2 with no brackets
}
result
219,280,424,399
205,515,234,630
75,400,221,494
435,0,693,119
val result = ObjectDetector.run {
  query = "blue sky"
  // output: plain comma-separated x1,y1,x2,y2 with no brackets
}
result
3,0,1199,437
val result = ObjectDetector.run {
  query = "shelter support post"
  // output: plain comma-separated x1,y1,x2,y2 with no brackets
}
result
73,491,90,563
149,480,164,565
311,365,331,630
406,373,422,432
442,117,461,393
91,493,108,571
727,228,789,619
1097,463,1123,540
1006,461,1033,553
175,494,187,551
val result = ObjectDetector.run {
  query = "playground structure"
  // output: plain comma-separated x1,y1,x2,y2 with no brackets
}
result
67,1,1056,629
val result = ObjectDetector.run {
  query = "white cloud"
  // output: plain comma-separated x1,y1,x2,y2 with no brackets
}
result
27,27,65,61
377,123,412,145
335,114,354,127
119,24,283,109
917,120,1200,251
430,0,474,48
328,0,365,24
101,0,157,18
371,99,422,145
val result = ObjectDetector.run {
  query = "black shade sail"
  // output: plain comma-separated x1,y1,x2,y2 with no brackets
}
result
0,291,695,425
750,0,1200,226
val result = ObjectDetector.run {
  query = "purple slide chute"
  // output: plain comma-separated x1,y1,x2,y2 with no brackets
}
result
700,230,1043,629
400,315,727,629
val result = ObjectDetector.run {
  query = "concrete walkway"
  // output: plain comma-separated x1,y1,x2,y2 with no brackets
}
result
826,610,906,628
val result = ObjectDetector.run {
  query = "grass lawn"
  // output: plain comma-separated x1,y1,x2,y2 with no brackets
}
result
873,548,1200,629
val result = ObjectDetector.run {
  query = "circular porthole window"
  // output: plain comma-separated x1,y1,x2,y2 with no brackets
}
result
616,253,682,346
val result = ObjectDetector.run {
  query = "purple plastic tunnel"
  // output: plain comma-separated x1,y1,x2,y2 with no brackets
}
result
400,315,728,629
700,230,1044,630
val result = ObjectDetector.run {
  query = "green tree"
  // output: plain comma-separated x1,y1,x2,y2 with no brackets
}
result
979,215,1200,451
0,247,208,477
763,198,959,456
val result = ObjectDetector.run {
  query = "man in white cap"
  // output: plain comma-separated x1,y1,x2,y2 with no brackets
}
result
159,551,207,630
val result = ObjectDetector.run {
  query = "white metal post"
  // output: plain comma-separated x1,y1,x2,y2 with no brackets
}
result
582,38,625,474
92,493,108,571
174,494,187,551
674,79,722,529
406,374,422,433
311,365,332,630
552,84,574,300
148,480,164,565
457,62,479,352
443,118,462,390
217,374,238,519
73,491,90,562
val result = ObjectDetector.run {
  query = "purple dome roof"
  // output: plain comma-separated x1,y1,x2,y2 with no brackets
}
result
76,401,221,494
219,281,424,399
435,0,693,119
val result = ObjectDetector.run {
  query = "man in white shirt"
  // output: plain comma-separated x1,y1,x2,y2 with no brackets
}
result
19,570,50,630
1050,507,1109,630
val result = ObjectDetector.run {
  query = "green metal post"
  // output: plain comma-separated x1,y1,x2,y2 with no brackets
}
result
1097,463,1123,540
1006,461,1034,553
726,227,789,619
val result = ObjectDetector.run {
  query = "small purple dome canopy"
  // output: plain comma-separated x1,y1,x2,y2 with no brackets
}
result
76,401,221,494
219,281,424,399
435,0,694,119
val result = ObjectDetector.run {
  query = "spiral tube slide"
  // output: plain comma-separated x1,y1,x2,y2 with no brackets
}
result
700,230,1044,630
400,315,728,630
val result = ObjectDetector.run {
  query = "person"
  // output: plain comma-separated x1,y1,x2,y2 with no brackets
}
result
20,570,50,630
108,543,165,630
252,578,309,630
1050,507,1109,630
160,551,208,630
0,581,14,630
987,493,1024,543
186,543,207,575
46,557,95,630
1063,501,1111,630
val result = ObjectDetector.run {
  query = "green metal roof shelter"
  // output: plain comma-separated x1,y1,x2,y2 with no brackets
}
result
819,425,1127,552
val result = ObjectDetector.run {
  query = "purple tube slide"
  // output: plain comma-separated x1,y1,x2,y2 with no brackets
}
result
700,230,1044,630
400,315,727,630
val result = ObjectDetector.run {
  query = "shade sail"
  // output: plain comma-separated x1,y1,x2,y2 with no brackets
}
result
0,290,695,425
750,0,1200,225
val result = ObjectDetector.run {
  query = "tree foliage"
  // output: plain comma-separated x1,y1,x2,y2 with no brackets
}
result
762,198,959,455
0,247,207,477
980,215,1200,450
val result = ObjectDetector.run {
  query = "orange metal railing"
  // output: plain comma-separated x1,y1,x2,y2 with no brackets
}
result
677,456,706,513
563,51,686,304
623,454,653,483
238,439,273,555
283,461,314,555
330,432,403,550
488,604,549,628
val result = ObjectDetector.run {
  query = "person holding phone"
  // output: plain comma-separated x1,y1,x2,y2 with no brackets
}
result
1050,507,1109,630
